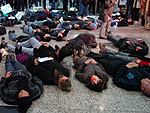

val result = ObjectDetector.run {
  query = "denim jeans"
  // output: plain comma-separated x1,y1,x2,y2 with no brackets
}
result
36,0,41,6
106,49,135,62
8,37,42,56
78,3,89,16
5,59,27,73
51,0,58,10
9,33,18,41
107,33,124,45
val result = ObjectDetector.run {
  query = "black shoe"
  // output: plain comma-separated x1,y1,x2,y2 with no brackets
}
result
18,46,22,54
55,45,59,51
15,47,19,55
12,30,15,33
1,37,7,47
6,54,11,60
11,54,15,61
8,30,12,35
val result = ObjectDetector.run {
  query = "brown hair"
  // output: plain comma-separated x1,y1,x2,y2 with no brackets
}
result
59,79,71,91
86,80,107,92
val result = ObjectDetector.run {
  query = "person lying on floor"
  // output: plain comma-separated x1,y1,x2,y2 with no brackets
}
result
0,54,43,112
54,33,97,62
106,32,149,56
84,46,150,96
73,47,108,92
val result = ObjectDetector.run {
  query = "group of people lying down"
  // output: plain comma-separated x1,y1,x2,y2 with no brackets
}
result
0,32,150,112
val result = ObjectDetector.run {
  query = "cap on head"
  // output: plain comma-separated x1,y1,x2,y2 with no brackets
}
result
17,96,32,112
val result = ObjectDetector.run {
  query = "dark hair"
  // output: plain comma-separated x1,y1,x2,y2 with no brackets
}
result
136,49,146,56
56,35,63,41
17,96,32,113
85,80,107,92
59,46,71,59
127,18,134,25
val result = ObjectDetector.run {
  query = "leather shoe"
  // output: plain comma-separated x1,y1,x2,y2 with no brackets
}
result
99,37,107,40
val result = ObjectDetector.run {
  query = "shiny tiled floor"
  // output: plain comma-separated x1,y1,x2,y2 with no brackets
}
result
0,22,150,113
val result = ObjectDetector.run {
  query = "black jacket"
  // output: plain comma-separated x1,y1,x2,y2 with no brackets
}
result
32,59,70,84
0,26,6,35
116,37,149,56
0,70,43,105
113,64,150,91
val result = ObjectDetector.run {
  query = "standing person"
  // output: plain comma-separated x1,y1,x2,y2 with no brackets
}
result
15,0,24,11
143,0,150,30
70,0,76,7
98,0,118,39
0,54,43,112
89,0,96,14
78,0,90,16
132,0,142,22
6,0,13,8
51,0,58,10
126,0,134,18
62,0,68,12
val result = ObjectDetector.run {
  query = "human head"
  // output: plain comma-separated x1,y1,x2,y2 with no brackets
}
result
17,90,32,113
74,24,80,30
141,78,150,97
136,49,146,56
58,75,71,91
44,34,51,42
23,25,29,30
56,33,63,41
128,18,134,25
85,75,107,92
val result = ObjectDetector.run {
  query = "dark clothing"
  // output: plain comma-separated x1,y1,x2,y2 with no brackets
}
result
32,59,70,85
117,18,129,27
33,45,57,58
88,52,150,91
30,13,53,22
81,0,90,6
107,33,149,56
43,20,57,28
62,0,68,12
0,26,6,35
0,70,43,105
74,57,108,85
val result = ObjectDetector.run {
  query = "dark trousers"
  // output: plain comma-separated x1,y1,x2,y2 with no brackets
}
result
88,51,127,76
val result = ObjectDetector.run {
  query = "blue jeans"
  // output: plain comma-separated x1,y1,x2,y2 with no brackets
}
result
36,0,41,6
9,33,18,41
78,3,89,16
8,37,42,56
106,49,135,62
5,59,27,73
51,0,58,10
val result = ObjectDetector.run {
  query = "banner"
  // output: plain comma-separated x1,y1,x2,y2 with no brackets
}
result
1,4,13,14
15,12,24,20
